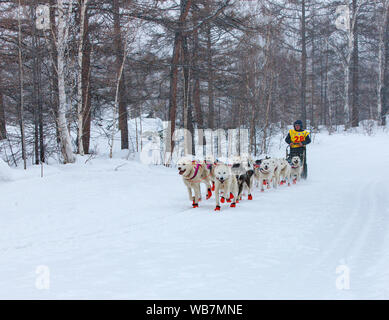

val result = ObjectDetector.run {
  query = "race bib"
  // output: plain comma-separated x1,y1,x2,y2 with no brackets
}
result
289,129,309,147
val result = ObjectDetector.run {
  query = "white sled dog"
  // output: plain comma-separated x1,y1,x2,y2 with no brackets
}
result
290,156,302,184
270,158,281,188
177,157,213,208
254,158,276,192
278,158,291,186
214,164,239,211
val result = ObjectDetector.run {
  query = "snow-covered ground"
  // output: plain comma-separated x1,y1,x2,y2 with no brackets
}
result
1,128,389,299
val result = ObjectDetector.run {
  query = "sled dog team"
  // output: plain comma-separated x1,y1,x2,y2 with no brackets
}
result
177,155,304,211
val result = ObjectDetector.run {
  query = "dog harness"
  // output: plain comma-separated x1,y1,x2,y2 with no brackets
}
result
186,163,201,181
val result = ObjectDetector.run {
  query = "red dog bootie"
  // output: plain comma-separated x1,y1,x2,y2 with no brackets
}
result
293,179,297,184
211,182,215,191
206,188,212,200
192,203,199,208
221,197,225,203
263,180,267,185
229,193,234,200
248,194,253,200
214,205,220,211
230,202,236,208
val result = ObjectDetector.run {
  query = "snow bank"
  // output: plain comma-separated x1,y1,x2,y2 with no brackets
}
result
1,130,389,299
0,159,12,182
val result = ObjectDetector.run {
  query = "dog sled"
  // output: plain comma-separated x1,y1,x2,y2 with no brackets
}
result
286,145,308,179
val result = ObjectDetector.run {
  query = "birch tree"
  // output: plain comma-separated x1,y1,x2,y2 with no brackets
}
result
56,0,75,163
17,0,26,170
76,0,89,155
334,1,361,128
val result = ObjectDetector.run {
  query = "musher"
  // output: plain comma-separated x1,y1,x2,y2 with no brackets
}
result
285,120,311,179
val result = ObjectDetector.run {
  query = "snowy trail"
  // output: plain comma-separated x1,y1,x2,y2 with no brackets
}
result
1,131,389,299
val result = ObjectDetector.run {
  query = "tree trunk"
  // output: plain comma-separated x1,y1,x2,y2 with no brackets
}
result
377,0,389,125
383,4,389,126
351,0,359,127
0,88,6,140
191,8,204,155
262,73,275,154
18,0,26,170
0,68,5,140
192,10,203,129
344,60,350,126
378,2,389,122
50,0,59,145
310,25,315,129
30,2,44,164
301,0,307,126
109,40,127,159
56,0,75,163
82,7,92,154
167,32,181,158
39,81,44,163
76,0,88,155
32,5,40,165
207,23,214,130
166,0,192,159
182,35,193,155
324,43,329,126
113,0,129,150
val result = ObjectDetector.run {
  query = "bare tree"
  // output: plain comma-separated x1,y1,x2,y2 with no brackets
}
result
351,0,359,127
378,0,389,125
76,0,89,155
56,0,75,163
113,0,129,150
301,0,307,125
382,2,389,125
17,0,26,169
0,79,6,140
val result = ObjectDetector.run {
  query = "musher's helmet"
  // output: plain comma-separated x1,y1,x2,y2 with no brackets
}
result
293,120,303,131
